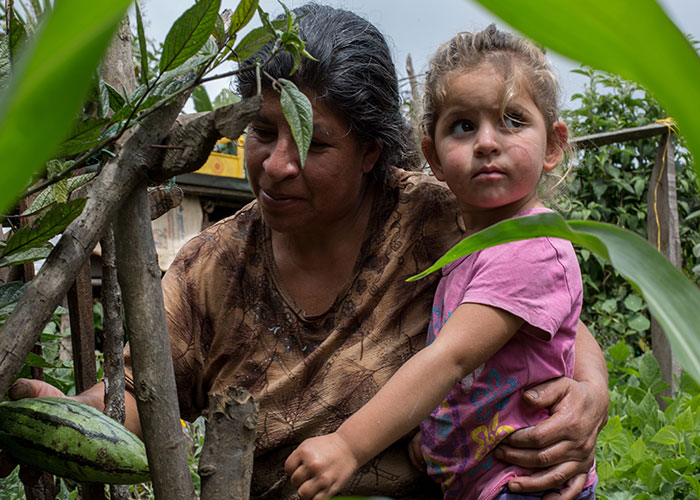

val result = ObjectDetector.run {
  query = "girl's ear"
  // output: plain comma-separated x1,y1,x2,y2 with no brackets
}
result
543,121,569,172
422,137,445,181
361,139,382,173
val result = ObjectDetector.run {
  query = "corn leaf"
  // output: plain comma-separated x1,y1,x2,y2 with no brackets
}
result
408,212,700,383
0,0,132,213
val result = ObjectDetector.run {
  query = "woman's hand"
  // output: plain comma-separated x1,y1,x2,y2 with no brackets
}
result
494,376,607,500
407,431,426,471
284,433,359,500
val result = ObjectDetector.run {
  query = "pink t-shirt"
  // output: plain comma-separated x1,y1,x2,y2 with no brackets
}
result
419,208,595,500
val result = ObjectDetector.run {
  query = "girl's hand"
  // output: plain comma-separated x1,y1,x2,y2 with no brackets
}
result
494,376,606,500
284,432,359,500
407,432,426,471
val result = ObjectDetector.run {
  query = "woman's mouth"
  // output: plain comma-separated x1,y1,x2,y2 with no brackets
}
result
260,189,301,209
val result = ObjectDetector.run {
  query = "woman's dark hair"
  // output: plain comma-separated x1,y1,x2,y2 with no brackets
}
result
237,3,418,175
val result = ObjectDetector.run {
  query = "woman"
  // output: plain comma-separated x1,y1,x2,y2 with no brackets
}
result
5,4,607,499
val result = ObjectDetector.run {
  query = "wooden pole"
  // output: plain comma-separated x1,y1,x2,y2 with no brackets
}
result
646,131,682,403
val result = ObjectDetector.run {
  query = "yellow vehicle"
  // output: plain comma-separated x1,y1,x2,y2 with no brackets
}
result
194,136,246,179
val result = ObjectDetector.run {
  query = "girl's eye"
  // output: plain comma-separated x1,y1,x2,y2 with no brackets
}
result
450,120,474,134
503,114,527,129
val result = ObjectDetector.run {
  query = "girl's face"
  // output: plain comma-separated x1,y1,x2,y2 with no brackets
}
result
422,66,567,219
245,89,380,235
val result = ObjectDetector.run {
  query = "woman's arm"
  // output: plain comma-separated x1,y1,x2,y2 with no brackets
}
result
4,378,142,435
0,378,142,484
495,320,608,500
285,303,522,500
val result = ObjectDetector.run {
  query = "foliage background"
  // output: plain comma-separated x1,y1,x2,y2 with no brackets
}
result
2,0,700,498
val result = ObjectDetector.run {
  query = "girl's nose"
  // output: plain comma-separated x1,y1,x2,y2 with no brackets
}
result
473,124,500,157
264,134,301,181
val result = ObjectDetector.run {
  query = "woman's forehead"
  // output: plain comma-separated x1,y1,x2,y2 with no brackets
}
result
258,89,353,137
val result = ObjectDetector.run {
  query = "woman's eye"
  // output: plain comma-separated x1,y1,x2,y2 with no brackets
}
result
309,139,329,151
249,126,275,141
450,120,474,134
503,114,526,129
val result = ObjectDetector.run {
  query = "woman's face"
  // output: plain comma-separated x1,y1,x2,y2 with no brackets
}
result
245,90,379,234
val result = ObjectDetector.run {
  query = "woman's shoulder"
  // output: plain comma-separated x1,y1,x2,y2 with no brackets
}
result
379,166,465,256
387,166,453,199
384,166,459,217
169,200,264,274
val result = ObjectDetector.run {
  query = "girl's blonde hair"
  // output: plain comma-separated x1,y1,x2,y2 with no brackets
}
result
421,25,571,199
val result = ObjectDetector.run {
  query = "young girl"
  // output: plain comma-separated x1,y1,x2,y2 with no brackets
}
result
284,25,597,500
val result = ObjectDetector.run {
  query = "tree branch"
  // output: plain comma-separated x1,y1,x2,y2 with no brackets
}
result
0,91,259,401
114,183,195,499
200,387,258,500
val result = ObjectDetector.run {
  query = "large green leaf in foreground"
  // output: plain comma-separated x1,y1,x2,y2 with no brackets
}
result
409,213,700,383
0,0,132,214
474,0,700,185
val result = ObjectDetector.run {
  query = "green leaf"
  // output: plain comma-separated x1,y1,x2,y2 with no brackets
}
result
102,80,127,112
407,212,700,383
278,78,312,168
608,341,631,364
134,1,149,85
191,85,213,112
55,116,110,157
628,437,648,466
0,0,132,214
601,298,617,314
2,199,86,257
651,425,683,446
636,461,662,493
624,294,644,312
598,415,627,452
0,37,11,91
231,19,286,61
473,0,700,186
0,245,53,268
24,352,56,369
160,0,221,74
0,282,28,315
229,0,259,35
683,474,700,497
21,172,95,216
629,313,651,333
674,407,695,432
639,352,665,393
8,11,28,60
637,390,661,425
213,88,240,109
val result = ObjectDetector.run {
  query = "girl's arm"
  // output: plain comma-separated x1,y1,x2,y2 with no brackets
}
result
284,303,523,500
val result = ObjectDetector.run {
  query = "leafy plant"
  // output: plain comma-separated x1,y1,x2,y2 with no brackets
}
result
597,344,700,499
561,67,700,351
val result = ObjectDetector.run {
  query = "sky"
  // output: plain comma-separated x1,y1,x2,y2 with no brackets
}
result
137,0,700,112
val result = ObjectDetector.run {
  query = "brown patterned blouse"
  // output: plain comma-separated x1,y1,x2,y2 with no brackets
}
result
129,167,464,498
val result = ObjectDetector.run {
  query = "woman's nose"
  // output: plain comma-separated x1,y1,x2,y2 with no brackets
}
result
264,134,301,181
473,124,500,157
